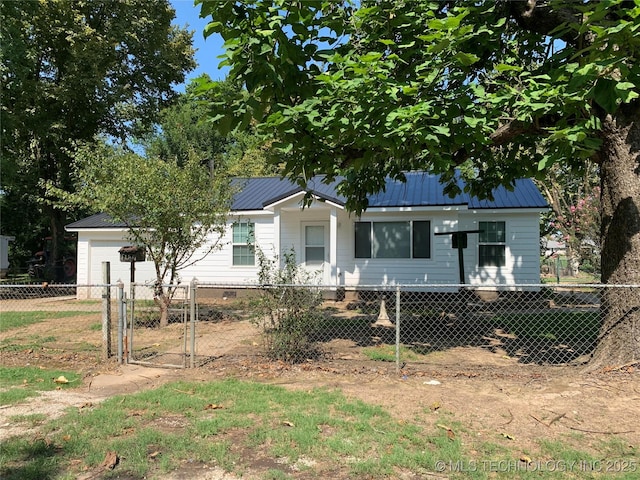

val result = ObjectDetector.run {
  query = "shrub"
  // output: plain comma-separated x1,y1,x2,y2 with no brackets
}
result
251,248,324,362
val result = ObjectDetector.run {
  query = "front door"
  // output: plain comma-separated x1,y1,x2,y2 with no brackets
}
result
302,222,329,284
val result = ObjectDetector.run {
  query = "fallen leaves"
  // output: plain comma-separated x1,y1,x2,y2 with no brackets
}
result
437,424,456,440
102,451,119,470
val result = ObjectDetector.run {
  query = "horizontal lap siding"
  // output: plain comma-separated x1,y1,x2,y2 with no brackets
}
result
467,212,541,285
181,216,275,284
75,234,91,286
88,234,156,288
76,208,541,292
339,212,460,286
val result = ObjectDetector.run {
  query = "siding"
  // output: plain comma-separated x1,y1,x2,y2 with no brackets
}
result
339,211,462,286
465,212,541,285
181,215,276,284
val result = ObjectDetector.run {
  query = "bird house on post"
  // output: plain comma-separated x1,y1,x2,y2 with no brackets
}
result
119,246,146,283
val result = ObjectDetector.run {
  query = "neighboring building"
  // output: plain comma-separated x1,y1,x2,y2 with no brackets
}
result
66,172,548,296
0,235,15,278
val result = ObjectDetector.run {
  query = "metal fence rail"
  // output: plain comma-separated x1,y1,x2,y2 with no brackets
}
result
127,283,190,368
0,283,117,362
0,282,615,370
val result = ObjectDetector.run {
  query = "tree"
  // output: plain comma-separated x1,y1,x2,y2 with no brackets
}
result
1,0,195,279
143,77,278,176
199,0,640,369
539,163,601,276
63,143,231,327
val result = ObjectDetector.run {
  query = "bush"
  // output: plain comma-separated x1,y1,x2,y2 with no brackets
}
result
251,249,324,362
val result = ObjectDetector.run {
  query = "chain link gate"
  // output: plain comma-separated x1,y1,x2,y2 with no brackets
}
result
126,283,190,368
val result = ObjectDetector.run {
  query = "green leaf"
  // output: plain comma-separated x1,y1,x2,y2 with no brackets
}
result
463,116,483,128
494,64,522,73
454,52,479,66
592,78,619,113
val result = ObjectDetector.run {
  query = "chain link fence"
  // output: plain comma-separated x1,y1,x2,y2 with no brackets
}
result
0,283,116,362
0,282,615,370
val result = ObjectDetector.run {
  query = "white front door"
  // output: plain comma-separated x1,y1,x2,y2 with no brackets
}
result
302,222,330,284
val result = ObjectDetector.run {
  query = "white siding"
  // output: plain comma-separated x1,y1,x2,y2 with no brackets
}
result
465,211,541,285
181,215,276,284
339,211,462,286
74,231,156,298
72,204,543,294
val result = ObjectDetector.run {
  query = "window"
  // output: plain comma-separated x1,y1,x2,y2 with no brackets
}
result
232,222,255,266
479,221,506,267
355,221,431,259
305,225,325,265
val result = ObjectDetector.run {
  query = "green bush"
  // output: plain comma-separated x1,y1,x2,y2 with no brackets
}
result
251,249,324,363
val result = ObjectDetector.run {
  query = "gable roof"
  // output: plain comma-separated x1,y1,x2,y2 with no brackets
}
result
66,172,548,229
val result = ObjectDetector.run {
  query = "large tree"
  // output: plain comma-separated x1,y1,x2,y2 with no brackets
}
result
1,0,195,279
199,0,640,369
143,77,278,176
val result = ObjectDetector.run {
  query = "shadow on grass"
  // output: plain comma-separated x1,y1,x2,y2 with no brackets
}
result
0,438,62,480
312,291,601,365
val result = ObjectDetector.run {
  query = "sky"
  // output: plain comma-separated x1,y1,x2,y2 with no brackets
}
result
170,0,228,88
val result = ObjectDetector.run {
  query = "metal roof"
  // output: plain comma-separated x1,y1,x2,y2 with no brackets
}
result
66,173,548,229
66,212,128,229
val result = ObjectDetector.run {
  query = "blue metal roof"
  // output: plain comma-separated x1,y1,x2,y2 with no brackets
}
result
66,172,548,229
232,172,547,210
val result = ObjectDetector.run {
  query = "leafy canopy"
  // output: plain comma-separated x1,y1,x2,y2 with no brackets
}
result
144,77,279,177
65,144,232,284
198,0,640,213
0,0,195,266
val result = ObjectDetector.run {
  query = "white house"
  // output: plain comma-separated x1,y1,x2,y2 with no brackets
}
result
65,172,548,296
0,235,15,278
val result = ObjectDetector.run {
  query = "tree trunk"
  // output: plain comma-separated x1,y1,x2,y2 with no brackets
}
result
44,206,67,282
158,298,170,328
153,281,170,327
588,106,640,369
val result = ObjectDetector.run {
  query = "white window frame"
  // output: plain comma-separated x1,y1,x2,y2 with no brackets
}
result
478,221,506,267
232,221,255,266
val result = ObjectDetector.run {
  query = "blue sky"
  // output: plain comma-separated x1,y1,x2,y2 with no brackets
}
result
170,0,228,88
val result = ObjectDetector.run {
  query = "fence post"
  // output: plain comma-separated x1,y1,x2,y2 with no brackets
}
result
117,280,125,364
395,285,401,374
190,278,197,368
129,281,135,364
102,262,111,360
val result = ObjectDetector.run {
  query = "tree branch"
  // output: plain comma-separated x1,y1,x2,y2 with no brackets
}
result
453,119,542,166
508,0,582,46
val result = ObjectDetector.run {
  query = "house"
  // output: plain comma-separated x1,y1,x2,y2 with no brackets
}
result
0,235,15,278
65,172,548,297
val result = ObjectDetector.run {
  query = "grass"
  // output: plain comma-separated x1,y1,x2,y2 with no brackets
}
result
0,334,57,353
490,311,601,342
0,366,80,405
1,377,637,479
8,413,48,428
0,311,93,333
0,379,466,479
362,344,421,362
